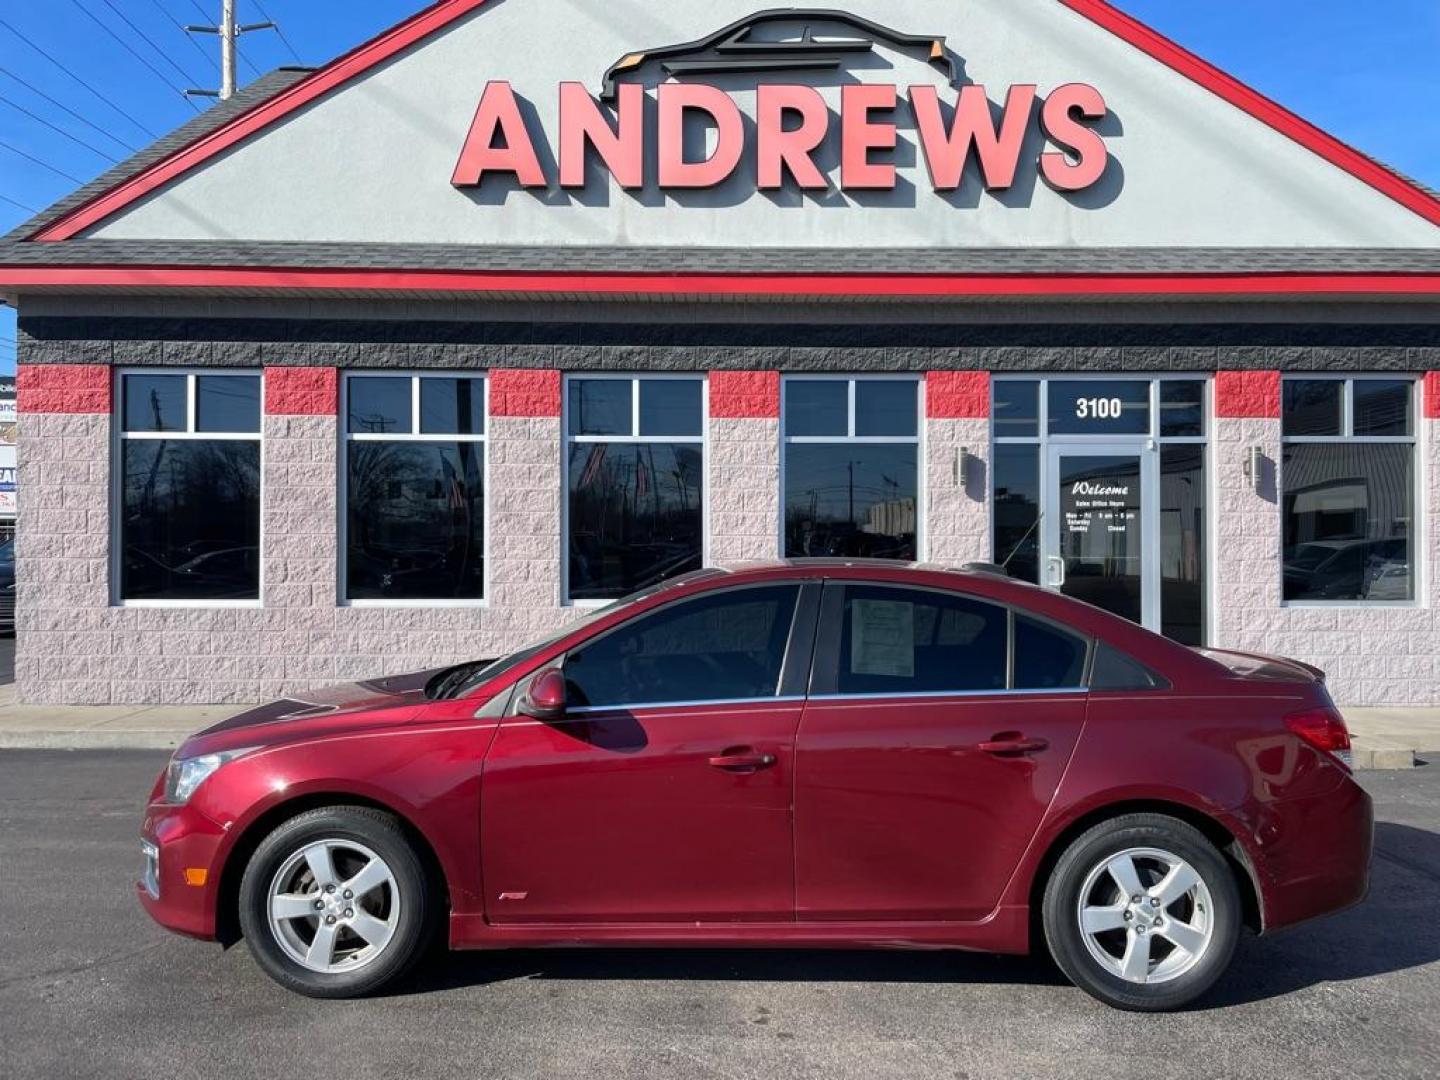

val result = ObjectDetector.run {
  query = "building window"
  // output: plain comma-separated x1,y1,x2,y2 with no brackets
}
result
342,374,487,603
116,370,261,603
565,376,705,602
783,376,920,561
1282,377,1415,603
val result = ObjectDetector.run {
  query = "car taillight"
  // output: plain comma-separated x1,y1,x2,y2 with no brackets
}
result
1284,707,1352,766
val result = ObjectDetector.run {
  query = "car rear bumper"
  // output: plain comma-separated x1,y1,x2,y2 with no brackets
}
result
1256,775,1374,933
137,800,227,940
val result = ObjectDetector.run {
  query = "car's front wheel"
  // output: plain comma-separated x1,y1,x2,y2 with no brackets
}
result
238,806,434,997
1042,813,1241,1011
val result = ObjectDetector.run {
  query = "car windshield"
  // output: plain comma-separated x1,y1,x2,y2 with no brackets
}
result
433,570,727,700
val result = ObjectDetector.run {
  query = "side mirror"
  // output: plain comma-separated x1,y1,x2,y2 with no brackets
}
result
518,667,567,721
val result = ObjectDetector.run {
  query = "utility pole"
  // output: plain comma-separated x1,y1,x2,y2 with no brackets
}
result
185,1,275,102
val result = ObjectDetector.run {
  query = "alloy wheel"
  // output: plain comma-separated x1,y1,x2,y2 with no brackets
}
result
1075,846,1215,985
266,838,401,974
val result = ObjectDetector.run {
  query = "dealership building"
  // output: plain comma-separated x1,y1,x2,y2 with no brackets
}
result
2,0,1438,707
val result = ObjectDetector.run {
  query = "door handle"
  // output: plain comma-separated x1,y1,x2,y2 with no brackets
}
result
1045,556,1066,588
978,734,1050,756
708,749,777,772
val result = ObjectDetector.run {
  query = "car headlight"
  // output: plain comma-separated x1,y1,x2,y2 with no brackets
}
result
164,749,254,805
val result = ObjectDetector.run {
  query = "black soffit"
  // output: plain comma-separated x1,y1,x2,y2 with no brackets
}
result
598,9,958,101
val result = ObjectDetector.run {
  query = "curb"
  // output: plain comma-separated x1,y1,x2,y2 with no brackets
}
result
0,731,190,751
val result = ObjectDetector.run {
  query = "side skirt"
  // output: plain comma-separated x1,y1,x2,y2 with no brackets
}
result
449,907,1031,954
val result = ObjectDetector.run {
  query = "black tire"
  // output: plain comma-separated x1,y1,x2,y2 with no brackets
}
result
1042,813,1241,1012
238,806,435,998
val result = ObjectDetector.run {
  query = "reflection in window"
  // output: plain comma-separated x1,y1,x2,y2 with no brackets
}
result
991,444,1040,584
567,377,704,601
1160,445,1206,645
343,374,487,601
564,585,798,707
784,378,919,561
118,372,262,601
1282,378,1414,603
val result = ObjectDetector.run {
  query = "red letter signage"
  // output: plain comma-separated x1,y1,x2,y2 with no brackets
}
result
756,85,829,191
841,83,898,190
911,83,1036,191
559,82,644,189
452,81,545,188
1040,83,1110,191
657,84,745,188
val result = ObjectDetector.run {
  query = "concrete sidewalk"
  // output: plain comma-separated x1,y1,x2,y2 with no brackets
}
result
0,640,1435,765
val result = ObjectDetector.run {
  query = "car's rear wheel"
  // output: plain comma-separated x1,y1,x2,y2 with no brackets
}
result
238,806,434,998
1042,813,1241,1011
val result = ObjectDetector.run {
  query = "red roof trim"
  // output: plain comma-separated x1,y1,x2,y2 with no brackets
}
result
1059,0,1440,227
2,266,1439,298
29,0,493,242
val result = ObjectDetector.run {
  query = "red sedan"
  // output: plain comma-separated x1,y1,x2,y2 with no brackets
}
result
137,560,1371,1011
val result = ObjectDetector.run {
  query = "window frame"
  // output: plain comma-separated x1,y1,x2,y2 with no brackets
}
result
1280,374,1422,610
111,368,264,609
780,373,926,560
339,370,491,608
561,373,709,608
555,580,819,713
808,581,1095,699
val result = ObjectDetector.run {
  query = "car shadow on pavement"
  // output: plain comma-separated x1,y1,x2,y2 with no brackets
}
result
403,820,1440,1006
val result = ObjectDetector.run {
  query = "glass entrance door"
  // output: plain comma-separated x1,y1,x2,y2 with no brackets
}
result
1043,445,1159,630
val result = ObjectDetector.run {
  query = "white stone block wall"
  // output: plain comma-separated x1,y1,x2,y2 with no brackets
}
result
925,418,992,566
1212,390,1440,707
709,417,781,564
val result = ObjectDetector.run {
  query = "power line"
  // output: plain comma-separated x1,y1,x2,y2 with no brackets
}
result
0,66,139,154
0,193,39,215
251,1,303,65
0,90,121,164
96,0,209,87
68,0,203,112
148,0,219,74
0,138,85,185
0,17,159,139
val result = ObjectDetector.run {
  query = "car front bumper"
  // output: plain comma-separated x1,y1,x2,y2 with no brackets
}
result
137,799,228,940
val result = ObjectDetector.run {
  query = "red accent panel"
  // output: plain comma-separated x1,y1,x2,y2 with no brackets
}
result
709,371,780,419
926,371,990,419
4,266,1440,299
491,368,561,418
31,0,495,242
264,366,337,415
1059,0,1440,227
1215,370,1281,419
1425,372,1440,420
17,364,110,414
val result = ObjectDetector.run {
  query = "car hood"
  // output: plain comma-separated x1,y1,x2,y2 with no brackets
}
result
185,667,443,749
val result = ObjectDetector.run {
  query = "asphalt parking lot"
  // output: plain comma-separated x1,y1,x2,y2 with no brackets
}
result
2,752,1438,1080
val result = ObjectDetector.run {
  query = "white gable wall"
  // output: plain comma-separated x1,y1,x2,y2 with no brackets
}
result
88,0,1440,248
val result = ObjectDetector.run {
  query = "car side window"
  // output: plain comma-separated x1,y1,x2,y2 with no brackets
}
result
1012,615,1088,689
837,585,1008,695
563,585,801,708
1089,642,1168,690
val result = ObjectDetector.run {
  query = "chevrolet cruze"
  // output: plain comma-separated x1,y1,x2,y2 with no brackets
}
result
137,560,1371,1011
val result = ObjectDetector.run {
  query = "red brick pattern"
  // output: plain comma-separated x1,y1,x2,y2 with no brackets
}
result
1215,370,1281,418
490,368,561,417
925,371,990,419
709,370,780,419
264,366,337,415
1425,372,1440,420
16,364,111,414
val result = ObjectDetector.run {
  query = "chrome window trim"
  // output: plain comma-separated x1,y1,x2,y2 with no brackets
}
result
565,695,808,715
808,687,1088,703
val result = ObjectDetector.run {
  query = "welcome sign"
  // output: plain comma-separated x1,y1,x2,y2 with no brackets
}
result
451,10,1111,196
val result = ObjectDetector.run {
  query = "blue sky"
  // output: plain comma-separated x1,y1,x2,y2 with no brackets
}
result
2,0,1439,375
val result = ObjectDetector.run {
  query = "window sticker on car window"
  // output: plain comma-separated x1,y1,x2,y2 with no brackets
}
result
851,599,915,678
